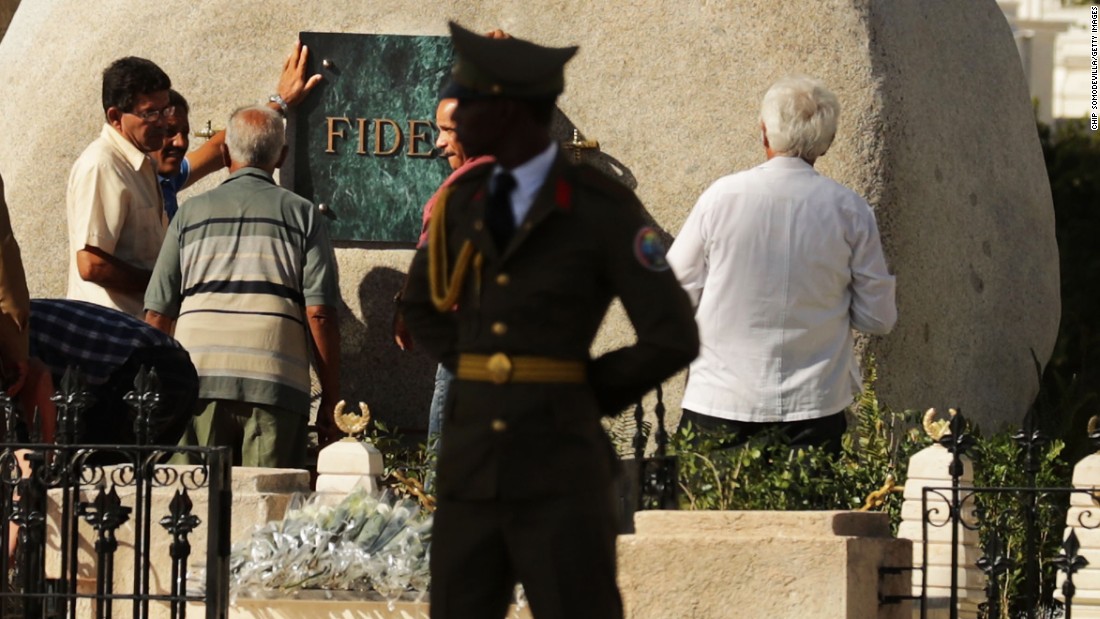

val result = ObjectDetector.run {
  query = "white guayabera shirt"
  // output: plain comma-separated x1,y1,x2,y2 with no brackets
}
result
667,155,897,423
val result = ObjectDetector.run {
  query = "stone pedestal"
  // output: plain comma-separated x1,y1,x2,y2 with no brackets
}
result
224,594,533,618
45,465,309,619
616,510,912,619
896,444,981,618
230,597,432,619
315,439,385,495
209,510,907,618
1055,453,1100,617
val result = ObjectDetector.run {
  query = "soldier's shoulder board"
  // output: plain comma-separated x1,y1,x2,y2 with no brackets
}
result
573,163,634,196
570,164,645,218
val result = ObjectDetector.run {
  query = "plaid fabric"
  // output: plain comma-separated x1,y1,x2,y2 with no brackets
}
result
28,298,182,386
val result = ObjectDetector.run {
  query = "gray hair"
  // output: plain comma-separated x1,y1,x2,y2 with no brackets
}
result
226,105,285,168
759,76,840,161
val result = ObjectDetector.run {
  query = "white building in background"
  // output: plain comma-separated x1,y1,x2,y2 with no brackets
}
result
999,0,1095,123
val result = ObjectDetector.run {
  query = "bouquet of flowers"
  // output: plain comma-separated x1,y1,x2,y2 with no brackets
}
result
229,488,432,603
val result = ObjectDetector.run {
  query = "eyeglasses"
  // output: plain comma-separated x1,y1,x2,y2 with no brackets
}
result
126,105,177,124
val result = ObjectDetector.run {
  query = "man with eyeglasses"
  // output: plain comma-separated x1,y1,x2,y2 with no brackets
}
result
66,56,175,318
152,41,321,222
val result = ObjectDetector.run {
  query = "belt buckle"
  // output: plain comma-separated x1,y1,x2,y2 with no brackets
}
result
486,352,513,385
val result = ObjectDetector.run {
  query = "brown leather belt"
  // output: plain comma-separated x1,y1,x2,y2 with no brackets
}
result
456,353,586,385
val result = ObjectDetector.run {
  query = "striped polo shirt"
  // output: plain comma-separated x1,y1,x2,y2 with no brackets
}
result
144,168,339,413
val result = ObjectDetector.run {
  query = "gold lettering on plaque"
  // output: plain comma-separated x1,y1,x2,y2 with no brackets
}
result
356,118,369,155
325,117,351,154
320,115,443,158
406,119,434,158
373,118,403,156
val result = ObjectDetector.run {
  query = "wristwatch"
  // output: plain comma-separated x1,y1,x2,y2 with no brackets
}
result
268,94,289,116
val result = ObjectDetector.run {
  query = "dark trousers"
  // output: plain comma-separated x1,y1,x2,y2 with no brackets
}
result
430,487,623,619
77,345,198,447
678,409,847,456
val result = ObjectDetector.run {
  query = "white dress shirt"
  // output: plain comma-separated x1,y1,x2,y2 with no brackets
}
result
493,142,558,227
66,124,167,317
667,156,896,423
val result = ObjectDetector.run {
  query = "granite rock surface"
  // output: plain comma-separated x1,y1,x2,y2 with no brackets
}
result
0,0,1058,432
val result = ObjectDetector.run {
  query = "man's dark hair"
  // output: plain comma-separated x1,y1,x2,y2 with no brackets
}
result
167,89,190,116
101,57,171,113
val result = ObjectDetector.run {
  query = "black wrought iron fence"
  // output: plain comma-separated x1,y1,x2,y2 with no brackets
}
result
896,411,1096,619
0,368,231,619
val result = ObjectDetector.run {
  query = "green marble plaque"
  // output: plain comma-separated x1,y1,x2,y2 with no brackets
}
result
293,32,454,242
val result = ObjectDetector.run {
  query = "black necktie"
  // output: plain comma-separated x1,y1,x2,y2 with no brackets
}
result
486,172,517,250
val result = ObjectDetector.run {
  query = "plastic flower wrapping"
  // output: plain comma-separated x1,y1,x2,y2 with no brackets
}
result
228,488,432,602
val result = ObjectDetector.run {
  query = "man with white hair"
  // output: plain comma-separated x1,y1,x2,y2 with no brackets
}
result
144,105,342,466
667,75,897,454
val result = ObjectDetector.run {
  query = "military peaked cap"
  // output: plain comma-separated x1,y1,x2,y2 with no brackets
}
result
441,21,578,100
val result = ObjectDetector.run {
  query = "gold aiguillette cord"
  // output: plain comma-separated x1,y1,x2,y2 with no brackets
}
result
428,187,478,312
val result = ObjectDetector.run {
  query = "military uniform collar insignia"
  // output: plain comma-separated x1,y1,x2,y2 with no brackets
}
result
554,178,572,212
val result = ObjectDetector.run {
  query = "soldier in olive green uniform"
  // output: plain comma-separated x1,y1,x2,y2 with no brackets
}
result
400,23,699,619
